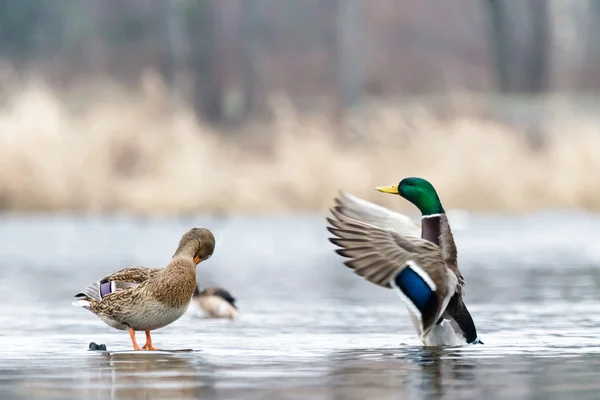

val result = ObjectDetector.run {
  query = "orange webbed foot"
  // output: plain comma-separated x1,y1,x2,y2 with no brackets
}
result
142,330,159,351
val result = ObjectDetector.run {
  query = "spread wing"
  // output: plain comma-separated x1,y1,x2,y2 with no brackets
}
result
74,266,161,302
333,191,421,238
326,208,445,289
327,209,456,336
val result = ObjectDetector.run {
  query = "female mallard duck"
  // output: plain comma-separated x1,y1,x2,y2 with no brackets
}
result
327,177,482,346
72,228,215,350
192,286,238,319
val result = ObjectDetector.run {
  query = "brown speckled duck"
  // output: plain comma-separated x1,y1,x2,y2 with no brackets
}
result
192,286,238,319
72,228,215,350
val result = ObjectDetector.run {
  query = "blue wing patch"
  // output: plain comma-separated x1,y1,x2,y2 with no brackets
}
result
393,265,439,329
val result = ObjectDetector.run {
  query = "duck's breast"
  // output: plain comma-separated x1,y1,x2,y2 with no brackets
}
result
122,300,190,331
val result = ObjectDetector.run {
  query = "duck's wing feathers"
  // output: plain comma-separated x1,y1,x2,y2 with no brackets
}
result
333,191,421,238
74,266,160,302
327,208,454,337
327,208,444,289
102,266,161,284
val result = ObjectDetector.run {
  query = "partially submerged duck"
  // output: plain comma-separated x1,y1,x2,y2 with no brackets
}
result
192,287,238,319
73,228,216,350
327,177,482,346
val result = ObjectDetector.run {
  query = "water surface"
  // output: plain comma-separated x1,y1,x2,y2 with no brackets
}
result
1,211,600,399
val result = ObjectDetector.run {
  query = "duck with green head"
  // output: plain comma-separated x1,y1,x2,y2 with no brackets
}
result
328,177,482,346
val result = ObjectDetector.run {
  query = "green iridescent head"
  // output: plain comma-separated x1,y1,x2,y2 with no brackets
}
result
375,177,445,216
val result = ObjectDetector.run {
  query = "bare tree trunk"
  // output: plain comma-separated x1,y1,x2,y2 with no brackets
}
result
583,0,600,90
486,0,551,93
240,0,260,118
526,0,551,93
82,0,107,77
160,0,187,94
193,0,252,125
485,0,513,92
192,0,224,123
335,0,363,113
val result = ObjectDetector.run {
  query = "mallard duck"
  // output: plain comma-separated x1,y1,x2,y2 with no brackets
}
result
327,177,482,346
72,228,216,350
192,286,238,319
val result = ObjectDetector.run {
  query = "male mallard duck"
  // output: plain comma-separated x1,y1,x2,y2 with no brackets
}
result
72,228,215,350
327,177,482,346
192,286,238,319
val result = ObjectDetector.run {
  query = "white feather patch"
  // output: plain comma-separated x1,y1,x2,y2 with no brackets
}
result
405,260,437,292
338,191,421,237
72,299,90,308
394,286,424,334
421,213,444,219
423,320,466,346
389,261,439,341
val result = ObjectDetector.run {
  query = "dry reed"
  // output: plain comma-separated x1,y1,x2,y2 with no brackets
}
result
0,77,599,215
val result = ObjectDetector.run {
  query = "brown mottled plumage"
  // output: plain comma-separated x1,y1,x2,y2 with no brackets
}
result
192,286,238,319
73,228,216,350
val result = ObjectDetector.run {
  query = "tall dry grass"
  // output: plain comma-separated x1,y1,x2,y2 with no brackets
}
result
0,77,599,215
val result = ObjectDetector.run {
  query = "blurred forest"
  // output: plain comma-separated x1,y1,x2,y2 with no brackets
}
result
0,0,598,122
0,0,599,214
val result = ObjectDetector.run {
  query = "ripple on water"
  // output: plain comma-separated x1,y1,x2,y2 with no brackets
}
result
0,213,600,399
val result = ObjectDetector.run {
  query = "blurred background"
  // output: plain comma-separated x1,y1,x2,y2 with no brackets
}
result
0,0,598,215
2,1,600,399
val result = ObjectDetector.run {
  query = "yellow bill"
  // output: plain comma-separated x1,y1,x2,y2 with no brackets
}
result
375,185,399,194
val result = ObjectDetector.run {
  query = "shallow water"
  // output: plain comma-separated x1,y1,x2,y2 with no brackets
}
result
1,211,600,399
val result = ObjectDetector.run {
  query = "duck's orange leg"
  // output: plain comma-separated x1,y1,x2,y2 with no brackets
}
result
128,328,141,350
142,331,159,351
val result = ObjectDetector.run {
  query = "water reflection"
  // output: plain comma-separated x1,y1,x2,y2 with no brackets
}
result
0,213,600,399
17,353,218,400
326,347,479,399
90,352,214,400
